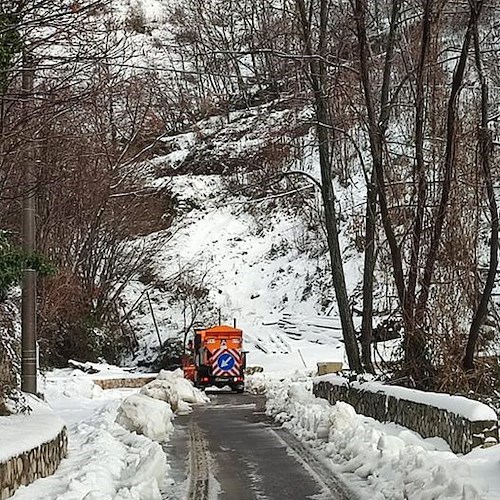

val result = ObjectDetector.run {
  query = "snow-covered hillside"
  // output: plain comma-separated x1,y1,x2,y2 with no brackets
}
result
120,102,377,374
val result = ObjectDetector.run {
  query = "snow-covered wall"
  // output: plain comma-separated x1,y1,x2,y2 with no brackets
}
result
314,377,498,454
0,428,67,500
93,376,156,390
0,395,68,499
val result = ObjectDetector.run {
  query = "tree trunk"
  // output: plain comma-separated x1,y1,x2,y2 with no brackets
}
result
415,4,478,327
317,107,362,372
464,0,494,371
402,0,432,375
361,171,377,373
354,0,403,373
296,0,362,372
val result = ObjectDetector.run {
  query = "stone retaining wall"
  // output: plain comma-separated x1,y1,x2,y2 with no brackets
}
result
0,428,67,500
93,377,156,390
314,380,498,454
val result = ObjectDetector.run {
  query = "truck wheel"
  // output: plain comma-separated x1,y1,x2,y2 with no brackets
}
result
234,385,244,394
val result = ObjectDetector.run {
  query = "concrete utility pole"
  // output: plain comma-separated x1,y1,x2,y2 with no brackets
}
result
21,51,37,394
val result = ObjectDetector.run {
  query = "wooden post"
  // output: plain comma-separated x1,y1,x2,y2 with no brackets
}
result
146,291,162,348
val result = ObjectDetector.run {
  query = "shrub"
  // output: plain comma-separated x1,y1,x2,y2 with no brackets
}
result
0,232,54,301
0,300,21,413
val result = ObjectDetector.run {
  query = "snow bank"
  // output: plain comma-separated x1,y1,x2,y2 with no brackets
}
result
259,375,488,500
245,372,268,395
115,393,174,442
12,389,167,500
140,379,182,413
152,368,209,409
43,369,104,400
117,369,208,441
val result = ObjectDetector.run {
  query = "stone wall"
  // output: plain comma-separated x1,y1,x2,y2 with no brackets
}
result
314,380,498,454
93,377,156,390
0,428,67,500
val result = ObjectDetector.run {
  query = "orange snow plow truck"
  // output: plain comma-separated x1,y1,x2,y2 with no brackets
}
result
182,324,246,393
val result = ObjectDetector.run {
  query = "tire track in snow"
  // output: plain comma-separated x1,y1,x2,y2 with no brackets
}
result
188,422,216,500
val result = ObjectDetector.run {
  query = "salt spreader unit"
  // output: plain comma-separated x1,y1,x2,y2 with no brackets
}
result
182,324,246,393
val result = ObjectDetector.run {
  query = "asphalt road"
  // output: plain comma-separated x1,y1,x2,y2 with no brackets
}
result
162,391,356,500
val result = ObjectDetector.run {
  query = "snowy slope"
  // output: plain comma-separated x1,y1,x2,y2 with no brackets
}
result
123,170,363,373
25,0,377,374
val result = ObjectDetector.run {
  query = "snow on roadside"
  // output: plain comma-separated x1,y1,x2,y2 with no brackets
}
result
115,368,210,441
116,393,174,442
145,368,209,413
249,373,493,500
10,366,209,500
11,388,167,500
0,395,65,463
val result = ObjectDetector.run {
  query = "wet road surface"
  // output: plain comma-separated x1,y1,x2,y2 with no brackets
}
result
162,391,356,500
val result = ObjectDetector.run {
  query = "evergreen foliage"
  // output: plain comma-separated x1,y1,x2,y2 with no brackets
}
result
0,300,22,413
0,232,54,300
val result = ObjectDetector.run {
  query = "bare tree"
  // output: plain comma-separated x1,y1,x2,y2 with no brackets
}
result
352,0,490,386
296,0,362,372
464,0,497,371
0,1,173,365
352,0,402,373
